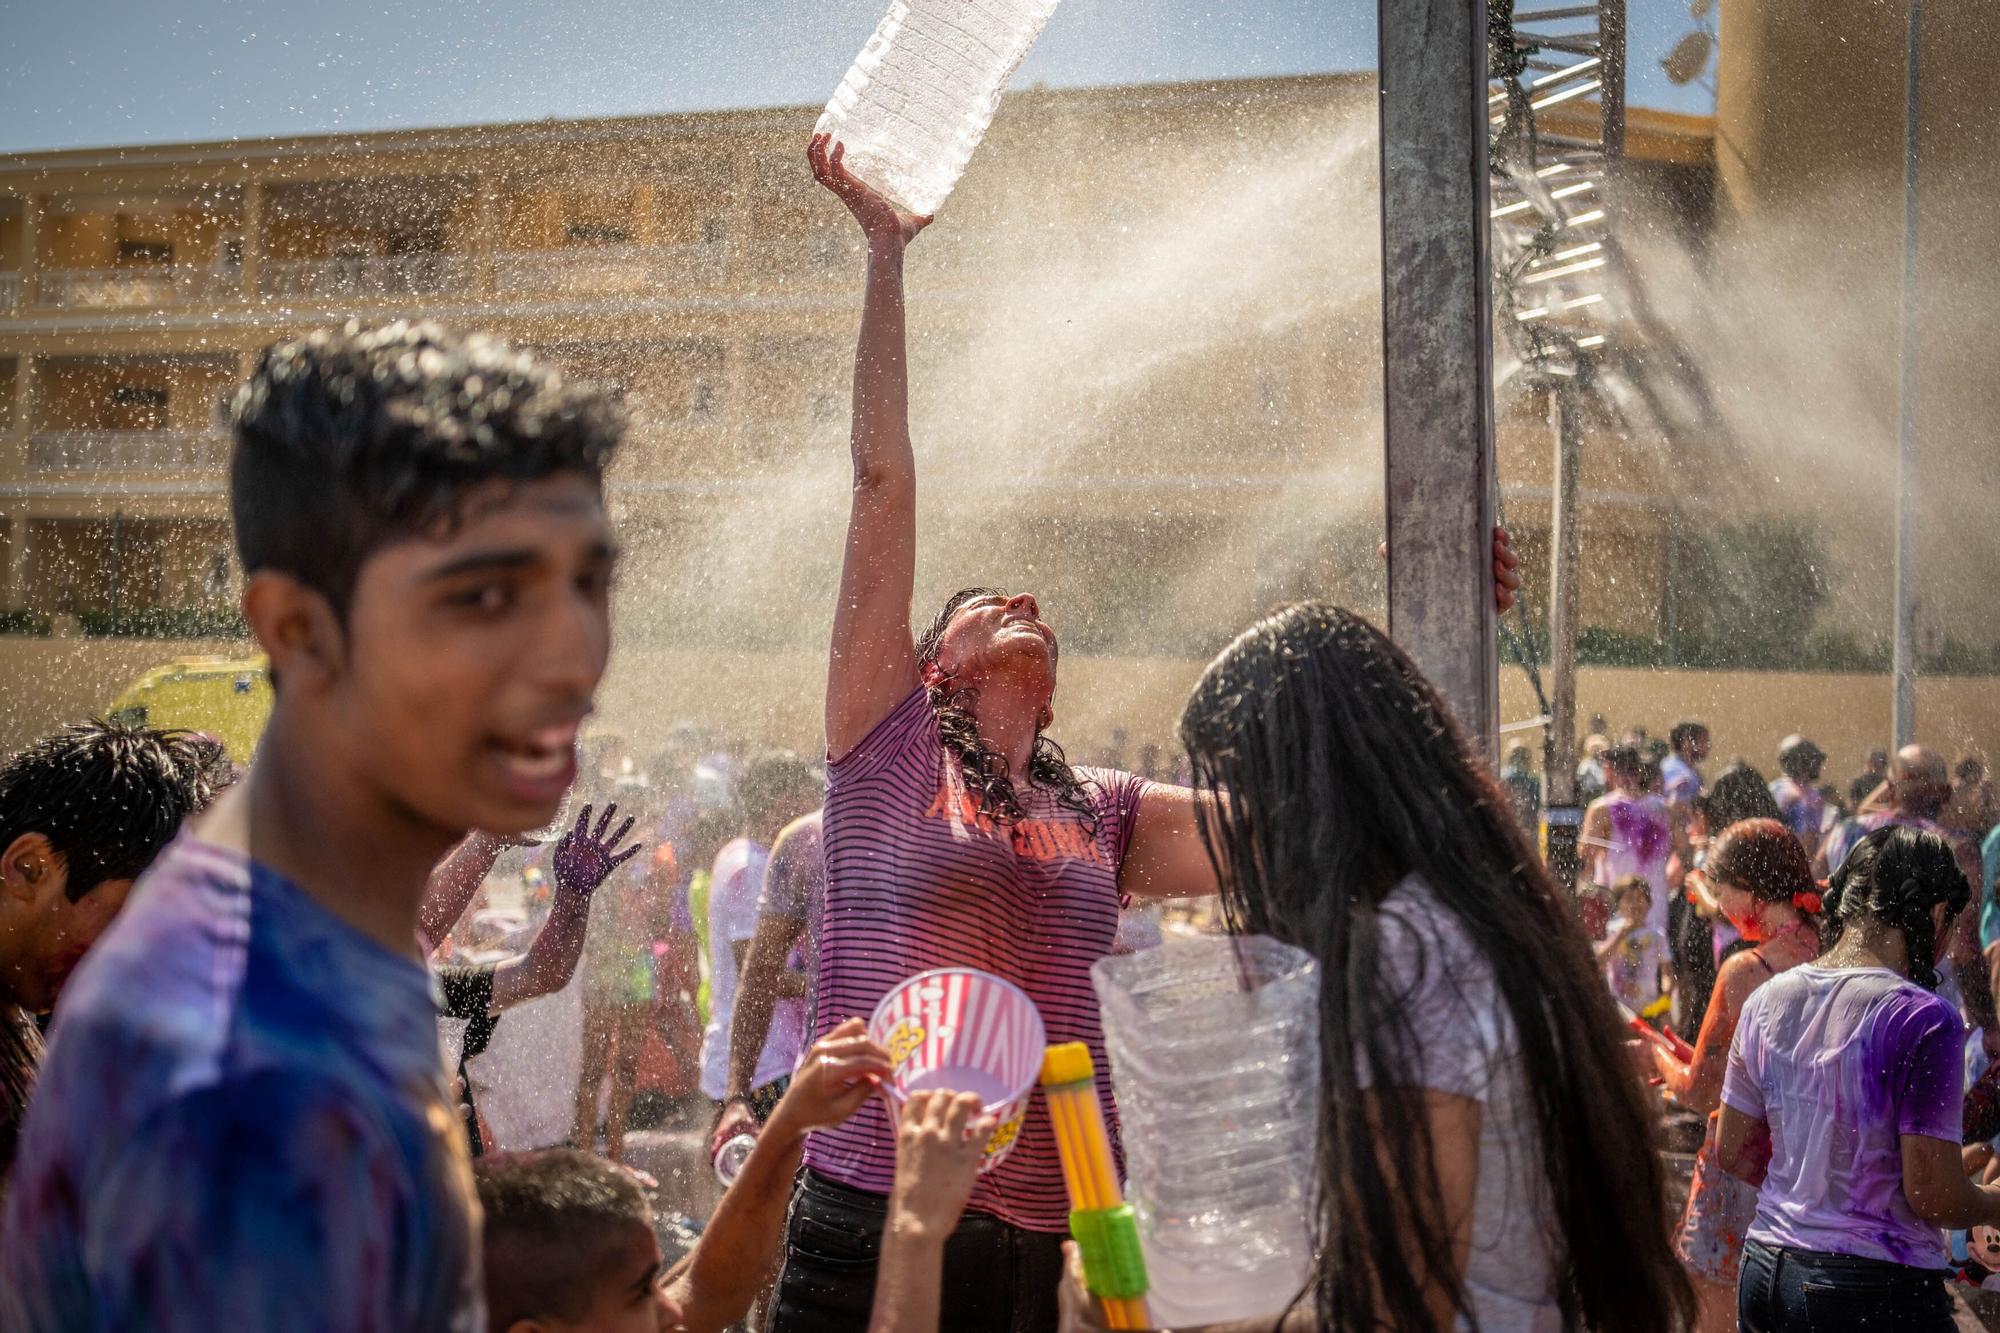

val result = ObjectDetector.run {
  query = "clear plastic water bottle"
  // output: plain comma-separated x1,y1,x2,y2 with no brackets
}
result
713,1132,757,1187
1093,935,1321,1328
815,0,1065,217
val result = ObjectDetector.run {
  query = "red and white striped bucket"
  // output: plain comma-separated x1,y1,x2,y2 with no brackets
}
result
868,966,1047,1173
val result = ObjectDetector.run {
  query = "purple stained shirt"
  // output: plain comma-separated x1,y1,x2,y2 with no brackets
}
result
807,688,1152,1233
1722,963,1966,1268
0,835,484,1331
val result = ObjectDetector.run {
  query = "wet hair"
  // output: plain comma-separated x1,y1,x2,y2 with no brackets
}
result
1670,719,1709,753
914,587,1096,827
1613,873,1653,907
1601,743,1642,779
1821,824,1969,991
0,720,231,904
474,1149,652,1328
230,320,622,621
1180,603,1693,1333
1708,818,1817,913
737,750,823,831
1704,762,1782,829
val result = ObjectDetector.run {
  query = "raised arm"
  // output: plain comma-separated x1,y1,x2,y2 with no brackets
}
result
666,1020,890,1330
811,134,933,759
489,804,637,1010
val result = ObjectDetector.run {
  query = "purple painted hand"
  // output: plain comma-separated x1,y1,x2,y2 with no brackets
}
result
551,803,642,900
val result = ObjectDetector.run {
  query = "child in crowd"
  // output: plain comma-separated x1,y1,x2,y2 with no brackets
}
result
0,720,229,1196
1597,875,1670,1016
1720,824,1989,1332
1,321,623,1331
477,1021,1002,1333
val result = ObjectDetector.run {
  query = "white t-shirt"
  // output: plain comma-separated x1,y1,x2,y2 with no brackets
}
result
1722,964,1966,1268
1360,876,1561,1332
699,837,806,1099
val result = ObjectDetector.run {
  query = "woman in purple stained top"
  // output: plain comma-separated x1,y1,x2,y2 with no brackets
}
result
1718,824,1988,1333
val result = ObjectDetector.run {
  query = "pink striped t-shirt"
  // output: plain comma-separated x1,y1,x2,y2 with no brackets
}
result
806,688,1152,1233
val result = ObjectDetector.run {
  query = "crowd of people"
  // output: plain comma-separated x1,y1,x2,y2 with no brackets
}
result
0,133,1996,1333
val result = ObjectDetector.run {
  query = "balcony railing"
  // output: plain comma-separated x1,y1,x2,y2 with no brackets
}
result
493,242,731,297
260,253,474,301
28,429,230,473
36,265,240,310
0,272,19,309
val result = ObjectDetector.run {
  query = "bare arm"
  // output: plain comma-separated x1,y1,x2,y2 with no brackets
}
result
1901,1134,2000,1229
1120,786,1223,901
1715,1105,1771,1185
1659,951,1761,1112
489,805,639,1010
728,912,810,1100
418,831,507,947
868,1092,997,1333
668,1020,891,1330
488,889,590,1010
811,134,932,759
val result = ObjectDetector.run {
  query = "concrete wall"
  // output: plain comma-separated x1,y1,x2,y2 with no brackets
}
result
1,636,1993,788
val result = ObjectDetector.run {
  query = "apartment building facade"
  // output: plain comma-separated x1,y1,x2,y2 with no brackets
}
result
0,73,1720,655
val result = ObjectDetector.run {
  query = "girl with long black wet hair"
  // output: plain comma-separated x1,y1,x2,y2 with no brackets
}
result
1718,824,1988,1332
1066,602,1693,1332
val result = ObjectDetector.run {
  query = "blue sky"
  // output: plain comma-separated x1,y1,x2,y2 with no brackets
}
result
0,0,1712,153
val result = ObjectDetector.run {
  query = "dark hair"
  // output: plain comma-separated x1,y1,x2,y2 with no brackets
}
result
1670,719,1709,752
1180,604,1692,1333
0,720,230,903
1602,743,1642,777
1822,824,1969,990
474,1149,651,1327
914,587,1095,827
737,750,823,831
1708,818,1816,907
230,320,622,620
1613,873,1653,905
1704,762,1782,830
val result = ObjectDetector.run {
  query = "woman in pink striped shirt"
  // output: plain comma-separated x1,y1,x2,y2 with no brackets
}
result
778,136,1521,1333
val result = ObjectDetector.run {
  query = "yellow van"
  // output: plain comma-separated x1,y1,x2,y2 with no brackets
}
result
107,656,273,767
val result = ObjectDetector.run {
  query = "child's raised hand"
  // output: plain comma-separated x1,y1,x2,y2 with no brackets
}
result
768,1018,892,1138
808,133,932,246
888,1089,998,1241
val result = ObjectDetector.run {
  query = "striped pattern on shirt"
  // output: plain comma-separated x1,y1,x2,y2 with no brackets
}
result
806,688,1150,1233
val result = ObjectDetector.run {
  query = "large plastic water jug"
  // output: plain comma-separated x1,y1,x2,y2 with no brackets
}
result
814,0,1064,217
1093,935,1321,1327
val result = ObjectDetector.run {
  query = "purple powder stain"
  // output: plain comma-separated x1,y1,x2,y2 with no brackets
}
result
1609,798,1671,868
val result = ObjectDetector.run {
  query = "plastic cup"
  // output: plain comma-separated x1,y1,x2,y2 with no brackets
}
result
868,966,1047,1173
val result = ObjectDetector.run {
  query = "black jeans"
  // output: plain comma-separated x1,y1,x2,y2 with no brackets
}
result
767,1169,1066,1333
1738,1239,1953,1332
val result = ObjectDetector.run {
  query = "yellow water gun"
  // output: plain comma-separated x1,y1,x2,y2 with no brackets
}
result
1041,1042,1151,1330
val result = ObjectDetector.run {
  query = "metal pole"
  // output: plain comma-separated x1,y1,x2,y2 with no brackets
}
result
1544,391,1584,887
1892,0,1921,749
1378,0,1500,757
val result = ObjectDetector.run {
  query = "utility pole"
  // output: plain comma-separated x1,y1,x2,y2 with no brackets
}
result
1378,0,1500,757
1891,0,1921,749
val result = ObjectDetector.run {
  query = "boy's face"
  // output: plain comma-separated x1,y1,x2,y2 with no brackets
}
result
572,1220,680,1332
0,834,135,1013
323,473,616,840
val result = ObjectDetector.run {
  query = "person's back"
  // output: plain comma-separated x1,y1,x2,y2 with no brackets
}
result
1727,963,1961,1268
2,833,480,1328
